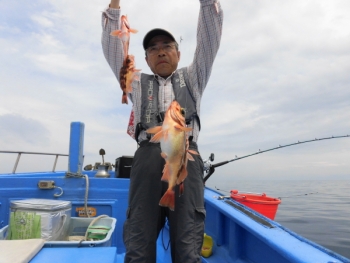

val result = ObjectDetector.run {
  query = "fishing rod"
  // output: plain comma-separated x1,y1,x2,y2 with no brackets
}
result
203,134,350,183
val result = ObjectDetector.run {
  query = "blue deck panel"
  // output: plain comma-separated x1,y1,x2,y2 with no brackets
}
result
30,247,117,263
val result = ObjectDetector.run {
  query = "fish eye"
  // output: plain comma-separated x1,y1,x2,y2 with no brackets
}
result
180,108,185,116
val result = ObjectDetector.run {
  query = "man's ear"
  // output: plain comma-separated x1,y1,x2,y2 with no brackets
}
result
177,51,181,61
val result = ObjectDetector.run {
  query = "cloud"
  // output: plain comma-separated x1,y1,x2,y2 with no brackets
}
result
30,14,54,28
0,114,50,147
1,0,350,178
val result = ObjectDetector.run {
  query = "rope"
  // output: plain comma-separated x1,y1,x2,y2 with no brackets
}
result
65,172,90,218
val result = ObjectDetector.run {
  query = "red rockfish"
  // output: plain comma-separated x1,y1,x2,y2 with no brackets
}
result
110,15,140,104
110,15,138,61
119,55,140,104
147,100,198,211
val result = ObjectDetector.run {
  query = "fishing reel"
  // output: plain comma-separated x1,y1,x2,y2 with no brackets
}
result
203,153,230,183
203,153,215,173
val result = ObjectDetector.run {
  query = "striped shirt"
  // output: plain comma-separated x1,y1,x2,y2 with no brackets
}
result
101,0,223,143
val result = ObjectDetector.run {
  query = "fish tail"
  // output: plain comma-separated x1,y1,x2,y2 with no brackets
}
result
159,189,175,211
122,93,128,104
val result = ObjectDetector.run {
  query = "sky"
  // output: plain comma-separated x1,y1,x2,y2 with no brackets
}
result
1,0,350,186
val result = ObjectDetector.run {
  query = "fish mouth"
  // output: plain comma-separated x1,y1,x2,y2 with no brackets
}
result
124,22,130,30
123,18,130,29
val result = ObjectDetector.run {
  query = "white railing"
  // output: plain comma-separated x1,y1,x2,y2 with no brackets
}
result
0,151,68,173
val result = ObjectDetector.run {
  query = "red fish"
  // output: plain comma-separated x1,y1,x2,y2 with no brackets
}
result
146,100,198,211
111,15,140,104
110,15,138,61
119,55,140,104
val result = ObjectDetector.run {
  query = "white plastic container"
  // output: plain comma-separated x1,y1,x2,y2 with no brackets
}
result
9,199,71,241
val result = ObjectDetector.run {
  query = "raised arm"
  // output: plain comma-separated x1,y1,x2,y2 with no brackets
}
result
101,0,124,83
188,0,223,94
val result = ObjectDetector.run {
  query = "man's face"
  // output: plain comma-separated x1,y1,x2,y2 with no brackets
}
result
145,35,181,78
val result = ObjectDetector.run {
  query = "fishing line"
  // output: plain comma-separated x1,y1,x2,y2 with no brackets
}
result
203,134,350,183
277,192,318,199
215,187,319,200
214,187,230,193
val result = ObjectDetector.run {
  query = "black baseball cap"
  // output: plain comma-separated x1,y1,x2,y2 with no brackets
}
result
143,28,177,50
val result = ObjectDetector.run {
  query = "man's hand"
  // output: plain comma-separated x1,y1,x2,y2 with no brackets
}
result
110,0,120,9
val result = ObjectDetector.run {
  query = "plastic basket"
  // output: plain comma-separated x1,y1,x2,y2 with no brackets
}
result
44,217,116,247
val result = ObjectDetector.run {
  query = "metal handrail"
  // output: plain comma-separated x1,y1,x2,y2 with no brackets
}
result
0,151,69,174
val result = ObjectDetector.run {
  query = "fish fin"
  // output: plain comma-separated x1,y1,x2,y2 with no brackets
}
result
176,164,188,185
149,131,164,143
129,28,138,34
187,150,199,159
159,189,175,211
125,83,133,93
122,93,128,104
187,152,195,161
174,125,192,132
161,164,170,181
188,149,199,155
110,30,122,37
179,182,184,196
146,126,162,134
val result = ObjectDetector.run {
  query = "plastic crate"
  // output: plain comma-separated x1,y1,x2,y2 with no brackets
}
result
45,217,116,247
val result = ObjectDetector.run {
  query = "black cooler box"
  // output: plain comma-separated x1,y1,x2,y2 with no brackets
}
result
115,156,133,178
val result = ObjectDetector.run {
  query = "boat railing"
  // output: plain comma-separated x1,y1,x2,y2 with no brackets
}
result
0,150,69,174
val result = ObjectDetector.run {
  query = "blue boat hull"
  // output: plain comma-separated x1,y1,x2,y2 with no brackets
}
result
0,172,349,263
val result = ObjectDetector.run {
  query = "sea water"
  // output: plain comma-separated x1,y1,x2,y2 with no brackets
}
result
208,179,350,259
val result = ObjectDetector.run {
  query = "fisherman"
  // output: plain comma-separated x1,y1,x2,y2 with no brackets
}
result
101,0,223,262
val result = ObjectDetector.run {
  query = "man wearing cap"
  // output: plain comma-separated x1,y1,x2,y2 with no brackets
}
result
101,0,223,262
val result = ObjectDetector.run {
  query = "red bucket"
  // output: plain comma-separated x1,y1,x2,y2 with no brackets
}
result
230,190,281,220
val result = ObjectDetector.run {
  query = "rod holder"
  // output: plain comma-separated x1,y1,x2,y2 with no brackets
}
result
67,122,85,174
